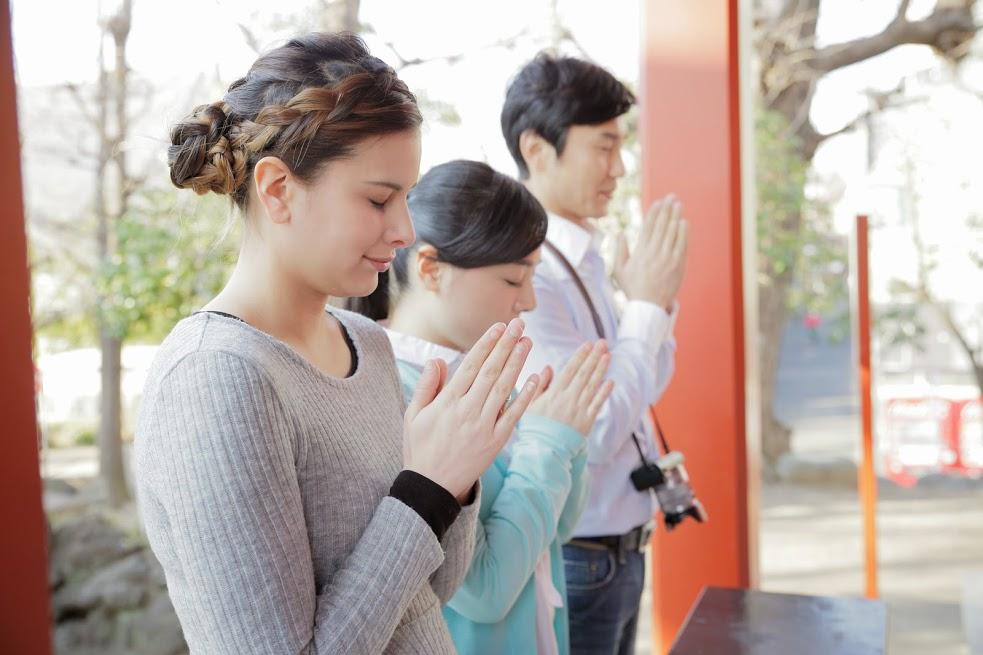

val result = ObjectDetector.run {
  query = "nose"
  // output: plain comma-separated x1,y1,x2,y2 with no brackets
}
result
610,148,626,179
516,280,537,314
387,199,416,249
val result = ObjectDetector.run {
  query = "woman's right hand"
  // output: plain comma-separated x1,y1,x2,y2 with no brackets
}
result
402,318,540,500
528,340,614,436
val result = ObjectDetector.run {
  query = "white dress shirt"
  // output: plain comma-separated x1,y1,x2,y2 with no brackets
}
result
521,214,678,537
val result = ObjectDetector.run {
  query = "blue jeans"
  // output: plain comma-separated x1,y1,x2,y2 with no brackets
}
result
563,543,646,655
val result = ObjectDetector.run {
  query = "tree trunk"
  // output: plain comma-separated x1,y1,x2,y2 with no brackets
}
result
753,0,982,473
317,0,361,33
98,331,127,504
95,0,133,506
759,268,794,469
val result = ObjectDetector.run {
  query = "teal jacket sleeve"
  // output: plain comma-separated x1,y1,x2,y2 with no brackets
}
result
556,447,590,545
446,413,584,623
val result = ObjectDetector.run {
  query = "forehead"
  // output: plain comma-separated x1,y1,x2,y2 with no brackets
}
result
567,117,626,143
492,247,543,268
319,128,422,186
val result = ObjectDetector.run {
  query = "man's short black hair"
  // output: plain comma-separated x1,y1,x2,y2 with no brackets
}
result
501,52,636,179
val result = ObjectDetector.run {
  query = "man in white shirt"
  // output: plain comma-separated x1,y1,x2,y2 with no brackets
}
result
501,53,689,655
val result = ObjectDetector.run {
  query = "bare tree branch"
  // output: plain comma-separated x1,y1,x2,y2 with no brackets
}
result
811,88,926,146
554,25,593,61
62,83,101,131
897,0,913,22
384,31,526,72
237,23,262,55
385,41,463,70
811,3,979,73
906,166,983,389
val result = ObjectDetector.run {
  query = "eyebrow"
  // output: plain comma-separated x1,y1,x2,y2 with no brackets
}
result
599,132,621,142
364,180,403,192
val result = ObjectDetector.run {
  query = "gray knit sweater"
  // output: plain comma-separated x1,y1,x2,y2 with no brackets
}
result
135,309,478,654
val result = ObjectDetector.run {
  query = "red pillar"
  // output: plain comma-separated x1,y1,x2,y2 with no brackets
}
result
640,1,754,651
855,215,880,599
0,1,53,652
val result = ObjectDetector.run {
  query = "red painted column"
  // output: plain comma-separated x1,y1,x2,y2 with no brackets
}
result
0,1,53,652
855,215,880,599
640,1,754,651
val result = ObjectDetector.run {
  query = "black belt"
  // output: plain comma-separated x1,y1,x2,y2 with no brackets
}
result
568,523,653,555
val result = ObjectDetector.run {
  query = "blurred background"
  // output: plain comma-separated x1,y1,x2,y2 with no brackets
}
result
11,0,983,653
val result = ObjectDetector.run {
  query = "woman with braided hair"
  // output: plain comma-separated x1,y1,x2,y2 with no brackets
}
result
135,33,541,654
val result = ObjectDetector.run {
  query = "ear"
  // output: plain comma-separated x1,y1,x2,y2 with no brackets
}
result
253,156,294,225
414,244,444,292
518,129,555,176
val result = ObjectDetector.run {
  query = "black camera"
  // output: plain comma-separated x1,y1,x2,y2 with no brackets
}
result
631,451,708,531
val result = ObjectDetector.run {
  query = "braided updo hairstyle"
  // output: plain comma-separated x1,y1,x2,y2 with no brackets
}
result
168,33,422,209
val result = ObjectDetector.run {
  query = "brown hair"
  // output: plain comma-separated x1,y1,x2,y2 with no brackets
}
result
168,32,422,209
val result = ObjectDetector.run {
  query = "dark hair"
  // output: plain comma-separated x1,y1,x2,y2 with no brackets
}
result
501,52,635,179
347,160,547,320
168,32,421,209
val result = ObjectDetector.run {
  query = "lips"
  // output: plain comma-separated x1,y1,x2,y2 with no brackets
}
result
364,255,393,273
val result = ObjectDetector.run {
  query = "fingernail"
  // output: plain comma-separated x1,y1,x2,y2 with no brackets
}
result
515,341,528,355
508,318,524,337
490,323,506,337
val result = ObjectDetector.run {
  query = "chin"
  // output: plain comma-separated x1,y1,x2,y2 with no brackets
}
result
333,271,379,300
352,273,381,297
583,204,608,220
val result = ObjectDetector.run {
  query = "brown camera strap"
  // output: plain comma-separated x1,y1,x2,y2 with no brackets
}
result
542,239,671,457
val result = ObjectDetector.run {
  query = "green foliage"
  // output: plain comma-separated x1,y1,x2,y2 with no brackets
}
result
756,108,849,336
756,109,808,279
36,187,237,349
97,188,238,343
877,297,929,352
74,429,97,447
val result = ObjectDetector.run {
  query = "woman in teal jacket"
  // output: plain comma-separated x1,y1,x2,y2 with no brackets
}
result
349,160,612,654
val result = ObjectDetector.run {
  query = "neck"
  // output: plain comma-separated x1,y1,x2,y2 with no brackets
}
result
523,176,592,230
205,233,330,347
389,293,461,352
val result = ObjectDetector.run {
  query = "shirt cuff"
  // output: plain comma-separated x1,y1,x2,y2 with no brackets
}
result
618,300,678,350
517,413,588,457
389,470,461,541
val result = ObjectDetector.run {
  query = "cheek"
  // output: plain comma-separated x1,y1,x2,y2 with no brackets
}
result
487,286,522,322
317,209,381,264
450,278,513,328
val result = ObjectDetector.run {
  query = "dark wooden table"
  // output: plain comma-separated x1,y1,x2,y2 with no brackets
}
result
669,586,887,655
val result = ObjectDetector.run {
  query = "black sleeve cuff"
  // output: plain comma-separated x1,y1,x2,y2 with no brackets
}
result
388,470,461,541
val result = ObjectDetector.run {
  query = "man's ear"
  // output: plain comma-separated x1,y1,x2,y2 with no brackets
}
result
253,156,295,225
519,129,556,176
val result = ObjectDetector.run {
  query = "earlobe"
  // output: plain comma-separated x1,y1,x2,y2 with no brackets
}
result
253,156,293,224
415,244,442,292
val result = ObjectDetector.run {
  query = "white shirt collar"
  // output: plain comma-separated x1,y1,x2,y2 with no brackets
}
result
544,213,603,268
385,328,464,372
